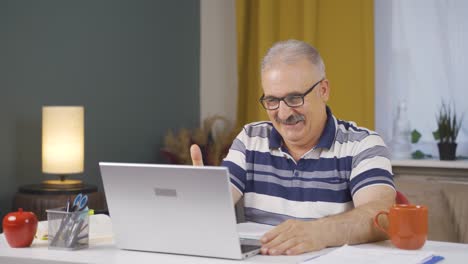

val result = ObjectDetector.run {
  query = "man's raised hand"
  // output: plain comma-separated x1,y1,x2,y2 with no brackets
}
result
190,144,204,166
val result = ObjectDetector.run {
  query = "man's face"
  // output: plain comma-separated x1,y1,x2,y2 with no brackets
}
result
261,59,329,148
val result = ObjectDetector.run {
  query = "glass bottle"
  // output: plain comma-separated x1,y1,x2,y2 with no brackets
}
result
391,101,412,160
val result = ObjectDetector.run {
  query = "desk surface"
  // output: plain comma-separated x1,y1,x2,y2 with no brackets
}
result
1,235,467,264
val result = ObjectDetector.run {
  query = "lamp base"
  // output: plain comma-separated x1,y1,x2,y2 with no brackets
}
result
41,179,83,189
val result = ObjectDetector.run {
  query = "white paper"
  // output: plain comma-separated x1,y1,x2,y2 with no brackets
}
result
302,245,435,264
236,222,274,240
89,214,113,240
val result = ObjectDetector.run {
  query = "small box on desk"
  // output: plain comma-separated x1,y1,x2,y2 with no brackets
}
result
46,208,89,250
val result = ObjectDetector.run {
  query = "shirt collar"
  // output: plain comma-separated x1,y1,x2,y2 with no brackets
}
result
316,106,336,149
269,106,337,150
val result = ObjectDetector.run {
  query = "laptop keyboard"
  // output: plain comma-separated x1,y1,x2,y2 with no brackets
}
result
241,244,261,253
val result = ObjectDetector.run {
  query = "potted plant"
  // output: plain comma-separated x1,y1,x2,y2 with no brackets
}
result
433,102,463,160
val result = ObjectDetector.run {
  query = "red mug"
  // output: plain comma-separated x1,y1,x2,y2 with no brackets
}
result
2,208,38,248
374,204,428,250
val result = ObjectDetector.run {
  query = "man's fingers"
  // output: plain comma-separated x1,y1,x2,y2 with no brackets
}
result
285,242,308,256
268,237,301,256
261,220,292,243
190,144,204,166
261,231,289,252
261,224,293,255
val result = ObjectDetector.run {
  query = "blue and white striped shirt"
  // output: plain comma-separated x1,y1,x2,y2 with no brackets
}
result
221,107,395,225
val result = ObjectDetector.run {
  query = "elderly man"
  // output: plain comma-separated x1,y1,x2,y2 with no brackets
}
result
191,39,395,255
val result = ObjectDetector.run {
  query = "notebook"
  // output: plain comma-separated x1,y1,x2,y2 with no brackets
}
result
301,244,444,264
99,162,261,260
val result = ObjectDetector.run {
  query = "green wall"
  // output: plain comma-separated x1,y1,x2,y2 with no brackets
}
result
0,0,200,228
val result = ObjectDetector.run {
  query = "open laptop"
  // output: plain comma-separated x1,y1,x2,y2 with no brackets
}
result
99,162,261,260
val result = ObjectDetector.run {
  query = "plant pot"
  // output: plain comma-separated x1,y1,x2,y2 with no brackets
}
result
438,142,457,160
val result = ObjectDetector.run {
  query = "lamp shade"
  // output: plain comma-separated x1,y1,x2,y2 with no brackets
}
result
42,106,84,174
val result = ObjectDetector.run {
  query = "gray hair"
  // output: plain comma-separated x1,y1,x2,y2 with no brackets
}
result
261,39,326,77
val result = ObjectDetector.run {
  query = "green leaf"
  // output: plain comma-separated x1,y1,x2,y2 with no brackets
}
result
412,150,425,159
433,130,440,140
411,129,422,143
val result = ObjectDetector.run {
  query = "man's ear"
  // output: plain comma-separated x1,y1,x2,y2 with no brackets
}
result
319,79,330,101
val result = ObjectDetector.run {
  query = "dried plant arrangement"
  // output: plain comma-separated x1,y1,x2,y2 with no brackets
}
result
161,116,237,165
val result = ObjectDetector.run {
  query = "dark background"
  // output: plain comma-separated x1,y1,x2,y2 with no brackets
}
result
0,0,200,230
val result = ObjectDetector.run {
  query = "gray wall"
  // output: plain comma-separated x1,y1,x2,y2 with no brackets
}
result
0,0,200,227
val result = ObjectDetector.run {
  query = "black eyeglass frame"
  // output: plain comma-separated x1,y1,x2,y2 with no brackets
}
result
259,78,325,110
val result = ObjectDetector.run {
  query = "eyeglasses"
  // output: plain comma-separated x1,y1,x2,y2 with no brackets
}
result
259,78,324,110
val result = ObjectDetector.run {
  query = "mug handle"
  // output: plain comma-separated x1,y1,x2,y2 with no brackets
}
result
373,211,390,236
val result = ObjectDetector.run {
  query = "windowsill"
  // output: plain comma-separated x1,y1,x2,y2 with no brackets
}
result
391,159,468,170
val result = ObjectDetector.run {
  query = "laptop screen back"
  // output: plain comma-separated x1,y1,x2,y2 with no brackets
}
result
99,162,246,259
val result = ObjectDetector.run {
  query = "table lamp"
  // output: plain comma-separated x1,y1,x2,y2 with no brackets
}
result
41,106,84,189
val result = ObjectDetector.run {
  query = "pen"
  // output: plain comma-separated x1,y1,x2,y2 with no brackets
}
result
65,218,84,248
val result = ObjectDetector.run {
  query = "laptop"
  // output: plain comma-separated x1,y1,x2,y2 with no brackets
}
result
99,162,261,260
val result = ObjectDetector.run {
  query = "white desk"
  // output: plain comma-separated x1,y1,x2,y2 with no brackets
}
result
1,235,467,263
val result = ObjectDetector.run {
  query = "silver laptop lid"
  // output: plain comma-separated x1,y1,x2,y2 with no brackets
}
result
99,162,245,259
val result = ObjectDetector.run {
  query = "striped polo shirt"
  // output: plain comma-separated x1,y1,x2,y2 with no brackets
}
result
221,106,395,225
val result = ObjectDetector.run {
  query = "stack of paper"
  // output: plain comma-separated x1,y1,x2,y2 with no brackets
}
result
36,214,113,243
236,222,274,240
88,214,114,242
302,245,443,264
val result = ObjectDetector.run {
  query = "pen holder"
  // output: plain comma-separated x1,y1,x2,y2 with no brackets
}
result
46,208,89,250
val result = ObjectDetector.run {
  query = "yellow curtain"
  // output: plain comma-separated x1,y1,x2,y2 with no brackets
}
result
236,0,375,129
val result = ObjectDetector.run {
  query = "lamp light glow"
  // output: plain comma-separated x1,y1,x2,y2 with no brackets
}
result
42,106,84,188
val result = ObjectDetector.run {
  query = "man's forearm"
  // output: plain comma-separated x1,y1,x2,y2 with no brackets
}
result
315,196,393,247
260,186,396,255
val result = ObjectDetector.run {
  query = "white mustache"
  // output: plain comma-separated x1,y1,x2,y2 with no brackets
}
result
275,114,305,125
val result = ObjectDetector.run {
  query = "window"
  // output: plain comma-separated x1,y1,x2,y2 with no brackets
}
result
375,0,468,158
